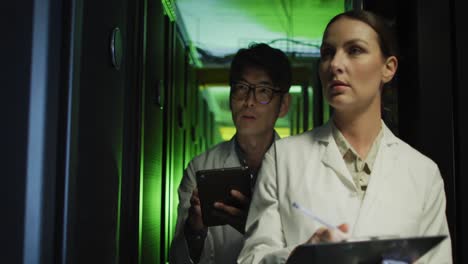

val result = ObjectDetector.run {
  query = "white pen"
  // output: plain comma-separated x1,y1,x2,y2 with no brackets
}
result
292,202,399,242
292,202,349,240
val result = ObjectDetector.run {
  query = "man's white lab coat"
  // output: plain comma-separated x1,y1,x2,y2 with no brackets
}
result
170,139,244,264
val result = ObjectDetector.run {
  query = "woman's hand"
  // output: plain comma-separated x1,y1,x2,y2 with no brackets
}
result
306,223,350,244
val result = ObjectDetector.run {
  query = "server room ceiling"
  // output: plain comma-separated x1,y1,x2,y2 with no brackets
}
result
176,0,344,67
174,0,344,141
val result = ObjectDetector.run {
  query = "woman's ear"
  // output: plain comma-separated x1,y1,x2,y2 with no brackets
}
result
382,56,398,84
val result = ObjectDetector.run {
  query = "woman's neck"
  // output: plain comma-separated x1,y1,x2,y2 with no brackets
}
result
333,107,382,159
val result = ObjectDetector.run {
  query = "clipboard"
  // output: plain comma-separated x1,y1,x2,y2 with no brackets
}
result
286,235,447,264
195,166,252,227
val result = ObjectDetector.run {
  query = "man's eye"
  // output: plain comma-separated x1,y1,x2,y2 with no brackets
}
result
257,87,273,94
235,84,248,91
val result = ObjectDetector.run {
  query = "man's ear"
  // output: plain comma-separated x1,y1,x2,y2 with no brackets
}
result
278,93,291,118
382,56,398,84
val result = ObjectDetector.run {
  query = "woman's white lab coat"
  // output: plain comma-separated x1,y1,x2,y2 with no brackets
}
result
238,121,452,264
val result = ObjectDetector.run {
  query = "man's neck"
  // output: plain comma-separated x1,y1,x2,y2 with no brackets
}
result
236,131,274,171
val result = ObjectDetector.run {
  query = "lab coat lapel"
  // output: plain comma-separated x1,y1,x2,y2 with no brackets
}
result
223,131,280,168
318,122,356,191
353,123,400,234
223,138,241,168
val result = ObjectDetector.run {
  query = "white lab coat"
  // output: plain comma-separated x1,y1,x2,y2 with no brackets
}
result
238,121,452,264
170,133,279,264
169,139,244,264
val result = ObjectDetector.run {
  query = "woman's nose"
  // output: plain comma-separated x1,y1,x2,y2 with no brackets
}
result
330,52,344,74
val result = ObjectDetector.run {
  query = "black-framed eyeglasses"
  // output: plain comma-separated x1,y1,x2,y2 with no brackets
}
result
230,81,283,105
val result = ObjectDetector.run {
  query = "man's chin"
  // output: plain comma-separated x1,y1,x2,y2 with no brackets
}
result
236,126,270,138
235,128,259,137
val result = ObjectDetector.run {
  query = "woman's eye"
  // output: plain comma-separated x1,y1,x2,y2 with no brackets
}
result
320,47,334,58
349,46,364,55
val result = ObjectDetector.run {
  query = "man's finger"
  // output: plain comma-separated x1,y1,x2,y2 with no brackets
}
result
230,190,249,205
211,208,246,234
214,202,243,216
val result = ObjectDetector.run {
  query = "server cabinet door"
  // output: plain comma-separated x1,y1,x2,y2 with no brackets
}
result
139,0,167,263
63,0,140,262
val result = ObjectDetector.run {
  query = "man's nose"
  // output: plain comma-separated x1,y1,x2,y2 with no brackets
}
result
243,88,256,106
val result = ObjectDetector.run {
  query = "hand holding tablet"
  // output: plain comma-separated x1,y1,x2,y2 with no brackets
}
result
195,167,252,233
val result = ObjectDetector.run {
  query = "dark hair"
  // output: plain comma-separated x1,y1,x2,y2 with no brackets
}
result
324,10,398,59
229,43,292,93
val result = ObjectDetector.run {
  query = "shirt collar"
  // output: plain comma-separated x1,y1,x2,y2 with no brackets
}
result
331,121,383,172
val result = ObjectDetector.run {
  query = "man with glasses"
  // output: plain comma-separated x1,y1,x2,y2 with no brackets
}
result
170,43,291,264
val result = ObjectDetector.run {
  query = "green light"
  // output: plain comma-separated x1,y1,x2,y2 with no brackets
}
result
114,146,123,263
224,0,343,41
164,131,174,262
176,0,344,57
189,43,203,68
308,87,314,130
289,85,303,93
162,0,176,22
138,1,147,262
138,138,144,264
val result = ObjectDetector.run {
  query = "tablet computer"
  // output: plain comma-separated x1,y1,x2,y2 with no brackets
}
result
196,166,252,227
286,235,447,264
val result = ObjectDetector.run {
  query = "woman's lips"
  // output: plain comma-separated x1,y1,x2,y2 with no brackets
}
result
329,81,350,94
330,84,349,93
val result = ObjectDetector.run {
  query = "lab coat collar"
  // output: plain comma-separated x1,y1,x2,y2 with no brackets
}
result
223,130,280,168
318,122,357,191
223,138,242,168
316,119,398,146
318,120,400,193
